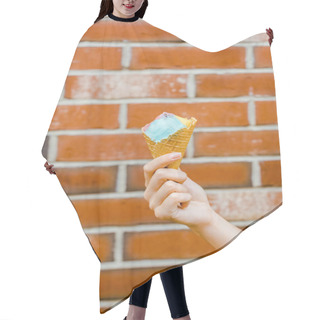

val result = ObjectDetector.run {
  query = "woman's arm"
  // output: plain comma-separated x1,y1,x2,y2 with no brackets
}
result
188,206,241,250
143,152,241,249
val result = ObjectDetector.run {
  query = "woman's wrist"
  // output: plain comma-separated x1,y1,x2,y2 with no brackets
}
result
189,206,242,250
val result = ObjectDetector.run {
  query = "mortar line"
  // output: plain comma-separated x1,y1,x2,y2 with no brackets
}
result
58,84,65,101
121,44,131,68
118,103,127,129
56,96,276,105
100,258,192,270
115,164,127,193
85,223,188,235
187,73,196,98
50,155,281,167
245,46,255,69
45,124,278,136
248,100,256,126
186,134,194,158
251,160,262,187
84,219,255,235
113,230,124,263
100,300,121,308
67,68,273,76
70,186,282,201
47,135,58,162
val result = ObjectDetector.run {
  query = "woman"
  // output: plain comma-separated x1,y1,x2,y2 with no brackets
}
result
43,1,278,318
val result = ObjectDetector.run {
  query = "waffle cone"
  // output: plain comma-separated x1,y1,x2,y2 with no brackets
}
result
142,116,197,169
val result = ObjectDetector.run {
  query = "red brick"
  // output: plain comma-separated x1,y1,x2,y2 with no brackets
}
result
260,160,282,186
64,74,188,99
100,307,110,314
70,47,122,70
194,130,280,156
127,162,251,191
86,233,114,262
180,162,251,188
124,230,213,260
49,104,120,130
127,165,145,191
130,46,245,69
54,166,117,194
127,102,249,128
56,134,151,161
254,46,273,68
72,197,162,228
255,101,278,125
100,267,173,300
72,190,283,229
196,73,275,97
82,20,182,42
208,190,282,221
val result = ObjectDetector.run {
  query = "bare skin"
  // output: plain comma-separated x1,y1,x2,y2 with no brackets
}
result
112,0,145,19
44,161,56,174
143,152,242,250
266,27,273,46
126,305,146,320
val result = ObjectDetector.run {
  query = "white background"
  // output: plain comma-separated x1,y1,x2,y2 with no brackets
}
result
1,0,320,319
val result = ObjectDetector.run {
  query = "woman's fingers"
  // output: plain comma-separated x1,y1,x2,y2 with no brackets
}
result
148,179,189,211
144,167,187,202
44,161,56,174
142,152,191,221
143,152,182,187
154,192,192,220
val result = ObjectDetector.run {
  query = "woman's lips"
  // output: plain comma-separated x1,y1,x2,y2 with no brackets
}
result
124,4,134,9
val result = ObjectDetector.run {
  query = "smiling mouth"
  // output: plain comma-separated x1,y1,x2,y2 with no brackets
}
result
123,4,134,8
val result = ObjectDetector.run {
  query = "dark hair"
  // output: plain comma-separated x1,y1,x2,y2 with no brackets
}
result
94,0,148,24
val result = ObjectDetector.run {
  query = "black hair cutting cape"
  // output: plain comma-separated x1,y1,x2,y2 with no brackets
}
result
41,14,282,314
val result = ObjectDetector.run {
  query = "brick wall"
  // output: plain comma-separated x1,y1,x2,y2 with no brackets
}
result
41,17,282,313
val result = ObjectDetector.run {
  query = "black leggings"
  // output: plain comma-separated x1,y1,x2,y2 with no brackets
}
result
129,266,189,319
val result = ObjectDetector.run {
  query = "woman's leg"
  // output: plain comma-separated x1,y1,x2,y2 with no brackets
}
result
160,266,191,319
126,278,152,320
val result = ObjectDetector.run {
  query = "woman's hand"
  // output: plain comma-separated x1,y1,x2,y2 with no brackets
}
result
44,161,56,174
143,152,242,249
143,152,214,228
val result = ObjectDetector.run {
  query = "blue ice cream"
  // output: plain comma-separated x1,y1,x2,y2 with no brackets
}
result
142,112,186,143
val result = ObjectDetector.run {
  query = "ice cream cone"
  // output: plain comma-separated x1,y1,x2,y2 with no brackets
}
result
142,113,197,169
